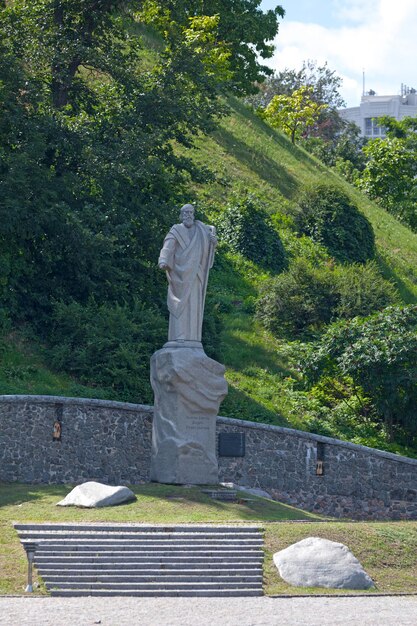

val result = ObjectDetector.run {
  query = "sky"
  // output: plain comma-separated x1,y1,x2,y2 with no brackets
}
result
260,0,417,107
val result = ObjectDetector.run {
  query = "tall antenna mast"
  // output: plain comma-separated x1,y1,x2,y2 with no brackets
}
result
362,69,365,96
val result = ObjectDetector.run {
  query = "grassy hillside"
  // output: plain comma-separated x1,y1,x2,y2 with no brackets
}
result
188,97,417,455
1,97,417,455
193,97,417,302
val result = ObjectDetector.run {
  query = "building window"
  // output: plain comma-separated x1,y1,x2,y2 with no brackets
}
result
364,117,386,137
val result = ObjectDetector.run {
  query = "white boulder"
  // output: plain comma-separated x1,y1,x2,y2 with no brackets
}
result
57,481,136,508
273,537,374,589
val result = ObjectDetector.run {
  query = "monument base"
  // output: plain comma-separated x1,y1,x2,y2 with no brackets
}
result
150,346,228,485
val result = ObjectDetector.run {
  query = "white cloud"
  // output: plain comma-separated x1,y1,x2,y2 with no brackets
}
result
270,0,417,106
332,0,380,24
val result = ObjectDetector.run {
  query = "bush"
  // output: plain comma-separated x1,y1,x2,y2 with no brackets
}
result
256,259,398,336
294,183,375,263
47,300,167,403
301,305,417,442
333,261,398,318
218,194,287,272
256,259,338,335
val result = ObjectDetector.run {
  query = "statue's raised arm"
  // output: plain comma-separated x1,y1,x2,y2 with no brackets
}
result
158,204,217,346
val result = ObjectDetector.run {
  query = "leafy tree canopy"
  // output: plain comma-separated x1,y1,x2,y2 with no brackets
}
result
301,306,417,442
264,85,326,144
247,59,345,110
356,118,417,231
140,0,284,95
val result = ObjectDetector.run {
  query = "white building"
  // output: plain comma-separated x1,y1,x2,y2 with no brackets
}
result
339,87,417,138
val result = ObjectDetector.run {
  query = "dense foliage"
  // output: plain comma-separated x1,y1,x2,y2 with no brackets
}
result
264,86,326,145
356,117,417,231
247,60,345,110
256,259,397,336
0,0,283,399
217,194,287,271
293,184,375,263
301,306,417,442
158,0,285,95
48,300,166,402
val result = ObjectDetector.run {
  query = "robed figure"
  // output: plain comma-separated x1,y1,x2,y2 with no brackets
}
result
158,204,217,343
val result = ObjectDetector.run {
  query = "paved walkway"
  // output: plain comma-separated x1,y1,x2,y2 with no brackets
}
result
1,596,417,626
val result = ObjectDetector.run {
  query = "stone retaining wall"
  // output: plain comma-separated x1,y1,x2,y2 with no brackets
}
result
1,395,416,520
217,417,417,520
0,396,152,485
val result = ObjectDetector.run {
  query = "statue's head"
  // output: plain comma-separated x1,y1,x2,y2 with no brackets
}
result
180,204,195,228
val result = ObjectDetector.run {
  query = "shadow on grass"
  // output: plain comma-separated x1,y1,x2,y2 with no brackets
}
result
222,328,293,379
0,482,317,522
130,483,317,521
214,128,299,200
0,482,68,508
376,252,417,304
222,97,330,185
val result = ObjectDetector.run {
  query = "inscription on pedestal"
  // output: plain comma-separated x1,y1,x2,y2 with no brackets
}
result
187,416,210,432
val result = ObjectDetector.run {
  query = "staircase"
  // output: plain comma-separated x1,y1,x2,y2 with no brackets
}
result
14,523,264,597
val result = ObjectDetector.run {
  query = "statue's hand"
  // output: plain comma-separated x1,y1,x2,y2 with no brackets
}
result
209,233,218,246
159,262,169,270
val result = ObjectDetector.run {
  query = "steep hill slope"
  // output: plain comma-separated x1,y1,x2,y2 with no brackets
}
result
187,97,417,455
192,97,417,302
1,97,417,455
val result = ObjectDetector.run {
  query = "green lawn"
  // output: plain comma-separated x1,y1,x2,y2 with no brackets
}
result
1,483,416,596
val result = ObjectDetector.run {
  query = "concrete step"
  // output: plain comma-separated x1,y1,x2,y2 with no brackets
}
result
37,561,262,570
51,589,263,597
19,532,262,541
14,524,262,534
32,543,262,558
44,573,263,584
46,581,262,590
15,523,264,597
21,536,262,547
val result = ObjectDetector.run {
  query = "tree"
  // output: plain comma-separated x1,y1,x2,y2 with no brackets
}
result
0,0,285,397
357,128,417,230
139,0,284,96
247,60,365,168
301,306,417,442
264,85,326,144
247,59,345,110
209,0,285,94
0,1,234,329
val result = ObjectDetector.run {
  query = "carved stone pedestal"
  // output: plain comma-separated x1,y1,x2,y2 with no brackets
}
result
150,346,228,485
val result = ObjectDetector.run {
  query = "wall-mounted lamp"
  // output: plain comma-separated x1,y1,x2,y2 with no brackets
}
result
316,442,325,476
52,420,62,441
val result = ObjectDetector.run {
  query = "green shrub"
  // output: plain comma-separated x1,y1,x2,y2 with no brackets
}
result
333,261,398,318
48,300,167,403
256,259,398,336
217,194,287,272
256,259,338,335
294,183,375,263
301,305,417,442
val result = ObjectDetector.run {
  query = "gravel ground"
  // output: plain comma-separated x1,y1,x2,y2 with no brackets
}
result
1,596,417,626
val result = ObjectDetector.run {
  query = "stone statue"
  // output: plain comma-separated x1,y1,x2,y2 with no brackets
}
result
151,203,227,485
158,204,217,344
